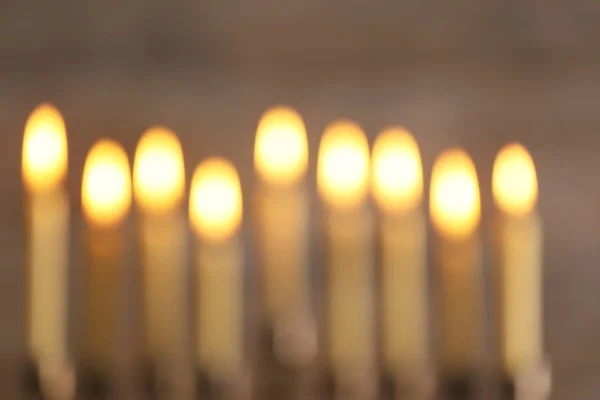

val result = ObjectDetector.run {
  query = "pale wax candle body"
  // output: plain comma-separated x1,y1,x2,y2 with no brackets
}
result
326,208,376,385
80,226,123,375
27,191,70,375
196,238,244,383
255,184,310,325
140,212,189,379
436,235,483,376
496,213,543,376
380,211,429,377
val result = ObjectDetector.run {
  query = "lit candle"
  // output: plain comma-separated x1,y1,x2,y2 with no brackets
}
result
492,143,543,378
253,106,314,366
189,158,244,385
133,127,190,388
371,127,429,381
80,139,132,381
317,120,376,394
430,149,483,381
22,103,74,397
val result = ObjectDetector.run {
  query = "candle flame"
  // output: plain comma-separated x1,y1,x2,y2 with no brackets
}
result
430,148,480,239
189,157,242,242
317,120,370,210
82,139,132,226
372,127,423,214
255,106,308,186
22,103,68,193
133,126,185,214
492,143,538,216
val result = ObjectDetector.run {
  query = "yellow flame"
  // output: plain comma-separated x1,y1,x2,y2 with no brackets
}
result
133,126,185,213
317,120,370,210
254,106,308,186
189,158,243,242
82,139,132,227
372,127,423,214
430,148,480,239
492,143,538,216
22,103,68,192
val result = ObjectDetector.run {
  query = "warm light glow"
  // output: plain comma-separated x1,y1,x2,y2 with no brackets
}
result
22,103,68,192
317,120,370,210
493,143,538,216
189,158,243,242
82,139,132,226
372,127,423,213
254,106,308,186
133,126,185,213
430,148,480,239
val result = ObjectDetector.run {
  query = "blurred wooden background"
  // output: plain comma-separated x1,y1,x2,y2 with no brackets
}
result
0,2,599,399
0,0,599,65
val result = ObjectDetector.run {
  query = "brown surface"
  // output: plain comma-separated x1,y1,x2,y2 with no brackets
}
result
0,59,599,399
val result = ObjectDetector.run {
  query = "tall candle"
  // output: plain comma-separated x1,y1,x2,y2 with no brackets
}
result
80,139,132,379
430,149,483,379
133,127,189,387
22,104,73,396
492,143,543,378
317,120,375,393
189,158,244,385
253,106,313,366
371,127,429,380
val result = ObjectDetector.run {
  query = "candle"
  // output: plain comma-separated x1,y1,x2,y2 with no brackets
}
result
317,120,376,393
189,157,244,385
253,106,314,366
371,127,429,380
133,127,189,388
492,143,543,378
22,104,74,396
80,139,132,380
430,149,483,380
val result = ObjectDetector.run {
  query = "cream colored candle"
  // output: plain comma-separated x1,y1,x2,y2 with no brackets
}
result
317,120,375,389
80,139,132,375
190,158,244,384
253,106,311,342
22,104,73,395
371,127,429,378
133,127,189,383
492,143,543,377
430,149,483,376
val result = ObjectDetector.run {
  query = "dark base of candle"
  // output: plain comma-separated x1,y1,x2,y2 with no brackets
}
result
499,376,516,400
254,352,308,399
141,362,159,398
379,374,398,399
379,373,435,399
318,367,378,399
22,360,41,395
254,322,318,398
439,374,477,399
318,368,336,398
195,370,241,399
77,367,112,398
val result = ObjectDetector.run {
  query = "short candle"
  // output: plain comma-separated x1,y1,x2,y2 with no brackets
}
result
492,143,543,378
430,148,484,380
80,139,131,381
318,120,376,394
22,103,73,397
372,127,429,383
190,158,245,384
254,106,315,368
133,126,190,389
